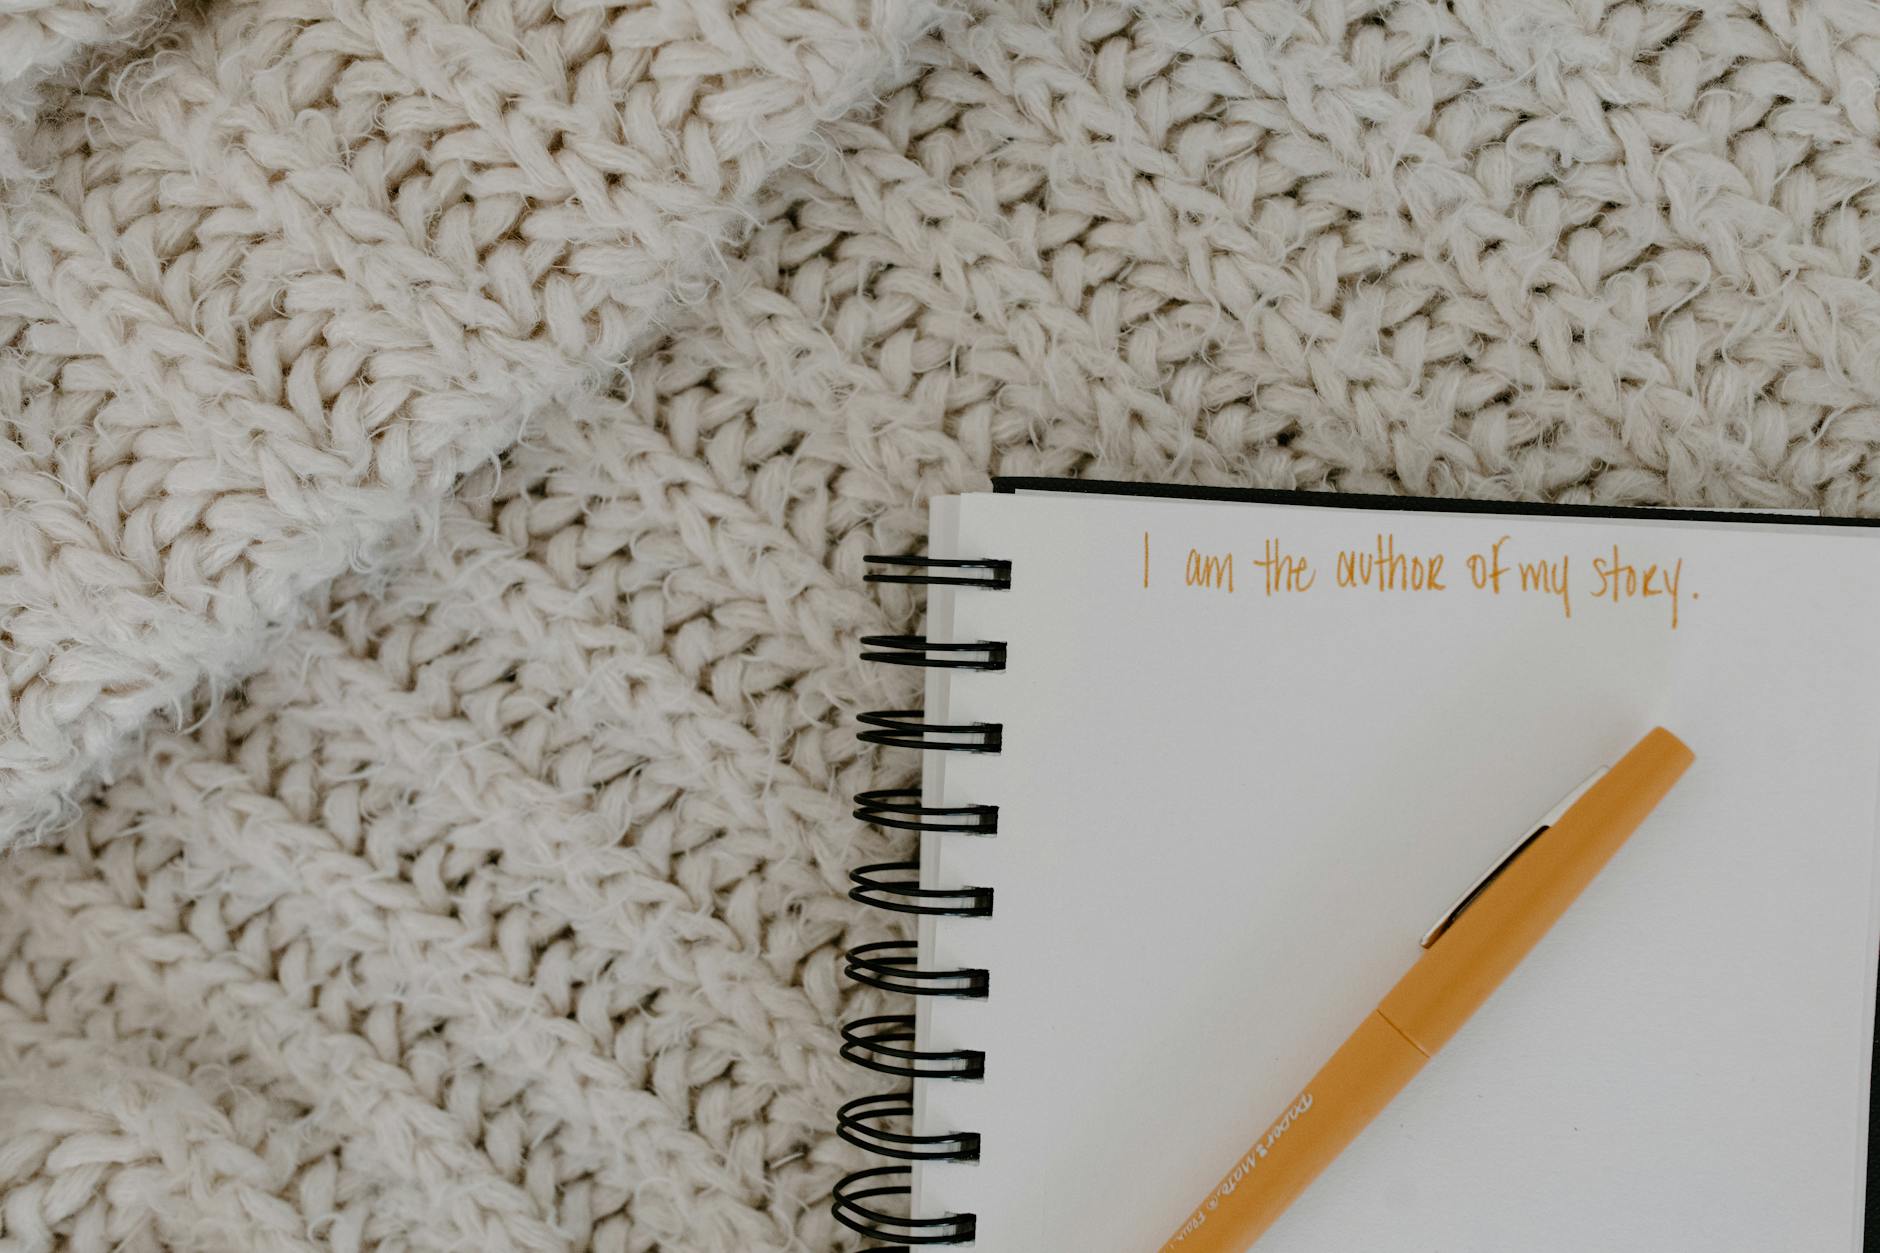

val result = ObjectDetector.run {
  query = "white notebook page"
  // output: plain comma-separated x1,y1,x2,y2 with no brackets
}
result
912,490,1880,1253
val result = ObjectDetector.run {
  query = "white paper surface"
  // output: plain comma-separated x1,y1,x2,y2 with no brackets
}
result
908,492,1880,1253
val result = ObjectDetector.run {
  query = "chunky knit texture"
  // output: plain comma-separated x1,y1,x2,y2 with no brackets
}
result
0,0,934,849
4,0,1880,1248
0,0,175,181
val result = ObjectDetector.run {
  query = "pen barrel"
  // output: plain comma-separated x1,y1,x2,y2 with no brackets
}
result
1379,726,1694,1054
1157,727,1695,1253
1155,1011,1428,1253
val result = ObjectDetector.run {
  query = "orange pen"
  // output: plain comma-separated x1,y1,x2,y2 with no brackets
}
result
1157,726,1694,1253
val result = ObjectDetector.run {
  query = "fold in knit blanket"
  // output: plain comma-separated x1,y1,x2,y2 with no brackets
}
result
3,0,1879,1249
0,0,172,180
0,0,932,848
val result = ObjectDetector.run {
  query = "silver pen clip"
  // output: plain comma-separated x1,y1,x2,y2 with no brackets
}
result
1419,767,1610,948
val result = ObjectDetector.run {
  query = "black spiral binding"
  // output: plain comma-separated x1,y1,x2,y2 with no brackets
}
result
834,555,1008,1250
865,557,1012,590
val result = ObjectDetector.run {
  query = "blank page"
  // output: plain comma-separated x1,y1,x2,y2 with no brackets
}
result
913,491,1880,1253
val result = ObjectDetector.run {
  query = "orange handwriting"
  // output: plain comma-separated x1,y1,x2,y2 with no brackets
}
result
1517,554,1571,618
1592,547,1684,628
1467,535,1512,592
1248,538,1315,595
1184,547,1234,592
1335,533,1447,592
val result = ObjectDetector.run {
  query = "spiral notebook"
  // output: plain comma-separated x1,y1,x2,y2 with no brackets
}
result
832,480,1880,1253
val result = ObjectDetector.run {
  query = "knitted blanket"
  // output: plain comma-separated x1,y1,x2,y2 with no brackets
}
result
3,0,1878,1248
0,0,934,848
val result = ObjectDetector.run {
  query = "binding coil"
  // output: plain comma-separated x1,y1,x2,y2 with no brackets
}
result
850,863,993,917
841,1016,986,1081
836,553,1009,1248
854,789,997,834
859,635,1006,671
857,714,1001,754
865,555,1012,590
846,941,989,998
833,1168,976,1247
840,1093,982,1161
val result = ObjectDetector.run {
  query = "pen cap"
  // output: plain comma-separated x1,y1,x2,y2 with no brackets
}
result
1378,727,1694,1055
